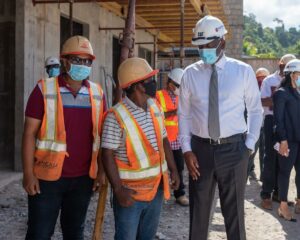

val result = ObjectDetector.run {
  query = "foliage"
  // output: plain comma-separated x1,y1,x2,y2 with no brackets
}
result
243,14,300,58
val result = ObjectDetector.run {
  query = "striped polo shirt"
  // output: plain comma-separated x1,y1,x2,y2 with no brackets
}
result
101,96,167,164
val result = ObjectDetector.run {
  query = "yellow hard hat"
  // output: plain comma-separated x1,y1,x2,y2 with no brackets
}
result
118,57,159,89
61,35,95,59
256,67,270,77
279,54,296,65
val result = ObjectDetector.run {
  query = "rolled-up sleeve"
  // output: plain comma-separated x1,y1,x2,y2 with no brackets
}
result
244,66,264,150
178,72,192,153
273,90,287,142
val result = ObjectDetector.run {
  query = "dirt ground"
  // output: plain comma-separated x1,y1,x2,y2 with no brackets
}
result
1,156,300,240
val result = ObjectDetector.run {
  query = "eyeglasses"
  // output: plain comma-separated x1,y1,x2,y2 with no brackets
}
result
67,56,93,66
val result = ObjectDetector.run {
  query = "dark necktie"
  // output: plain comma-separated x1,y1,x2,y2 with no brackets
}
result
208,64,220,140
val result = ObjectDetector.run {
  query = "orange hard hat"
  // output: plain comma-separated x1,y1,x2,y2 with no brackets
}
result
61,35,95,59
118,57,159,89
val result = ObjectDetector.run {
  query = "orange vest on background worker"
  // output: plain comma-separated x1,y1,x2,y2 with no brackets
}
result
110,98,170,202
156,90,178,142
34,77,104,181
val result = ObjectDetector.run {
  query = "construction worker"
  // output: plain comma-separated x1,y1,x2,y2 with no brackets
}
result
179,16,263,240
45,56,60,78
22,36,105,240
101,57,180,240
248,67,270,180
156,68,189,206
260,54,296,210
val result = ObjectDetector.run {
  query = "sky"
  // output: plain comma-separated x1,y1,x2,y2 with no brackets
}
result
244,0,300,29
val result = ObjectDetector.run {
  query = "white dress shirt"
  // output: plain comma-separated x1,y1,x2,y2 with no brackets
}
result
260,71,282,116
178,54,263,153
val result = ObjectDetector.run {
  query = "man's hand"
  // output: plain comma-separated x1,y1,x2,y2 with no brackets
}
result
184,151,200,180
23,173,40,196
279,140,289,157
114,186,136,207
170,170,180,190
92,173,106,192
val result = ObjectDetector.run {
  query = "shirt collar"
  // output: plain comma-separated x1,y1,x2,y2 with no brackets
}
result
215,54,226,70
124,96,151,112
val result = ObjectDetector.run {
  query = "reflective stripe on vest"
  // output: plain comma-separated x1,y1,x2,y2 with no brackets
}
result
148,98,164,136
114,103,151,169
36,139,66,152
89,81,102,152
157,91,167,112
119,160,168,180
45,78,56,140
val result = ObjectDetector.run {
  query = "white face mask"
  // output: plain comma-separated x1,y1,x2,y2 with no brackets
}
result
174,87,180,96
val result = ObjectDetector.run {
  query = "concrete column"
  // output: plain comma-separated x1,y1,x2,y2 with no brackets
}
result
14,0,25,171
221,0,243,59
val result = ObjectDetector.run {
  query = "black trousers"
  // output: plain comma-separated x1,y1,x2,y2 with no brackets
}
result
189,136,249,240
278,142,300,201
261,115,278,199
173,149,185,199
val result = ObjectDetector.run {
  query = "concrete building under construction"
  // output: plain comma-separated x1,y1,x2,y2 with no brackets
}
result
0,0,244,172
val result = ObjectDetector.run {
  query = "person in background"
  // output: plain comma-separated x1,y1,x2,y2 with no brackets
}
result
22,36,105,240
260,54,296,210
101,57,180,240
273,59,300,222
247,67,270,180
179,15,263,240
45,56,60,78
156,68,189,206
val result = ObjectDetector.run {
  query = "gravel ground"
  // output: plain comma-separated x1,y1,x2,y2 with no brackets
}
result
1,156,300,240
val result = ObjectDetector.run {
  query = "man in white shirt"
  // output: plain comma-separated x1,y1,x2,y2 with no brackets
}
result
260,54,296,210
178,15,263,240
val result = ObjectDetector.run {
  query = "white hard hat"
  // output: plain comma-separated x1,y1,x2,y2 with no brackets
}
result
279,54,296,65
192,15,228,46
168,68,184,85
283,59,300,72
256,68,270,77
45,56,60,67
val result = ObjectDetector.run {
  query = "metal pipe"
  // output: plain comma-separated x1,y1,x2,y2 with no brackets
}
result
114,0,136,104
180,0,185,68
69,0,73,37
99,26,190,31
135,41,191,45
153,35,157,71
33,0,101,4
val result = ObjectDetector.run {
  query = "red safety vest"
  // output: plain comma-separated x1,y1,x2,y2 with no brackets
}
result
156,89,178,142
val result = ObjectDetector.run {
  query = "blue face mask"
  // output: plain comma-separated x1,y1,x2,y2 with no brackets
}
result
48,67,60,78
68,64,91,81
296,76,300,88
198,41,222,65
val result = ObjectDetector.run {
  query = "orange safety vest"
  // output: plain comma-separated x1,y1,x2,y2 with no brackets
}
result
33,77,104,181
156,89,178,142
110,98,170,201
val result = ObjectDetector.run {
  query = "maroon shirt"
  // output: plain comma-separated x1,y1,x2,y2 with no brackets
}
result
25,75,105,178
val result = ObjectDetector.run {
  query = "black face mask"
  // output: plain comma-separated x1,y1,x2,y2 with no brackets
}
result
142,80,157,98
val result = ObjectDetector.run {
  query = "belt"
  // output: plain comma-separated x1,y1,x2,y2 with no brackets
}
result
192,133,245,145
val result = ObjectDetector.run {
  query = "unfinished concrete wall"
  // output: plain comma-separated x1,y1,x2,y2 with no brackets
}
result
0,0,15,169
14,1,154,170
221,0,243,58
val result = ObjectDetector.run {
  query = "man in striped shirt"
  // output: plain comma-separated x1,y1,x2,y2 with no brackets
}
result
101,57,179,240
